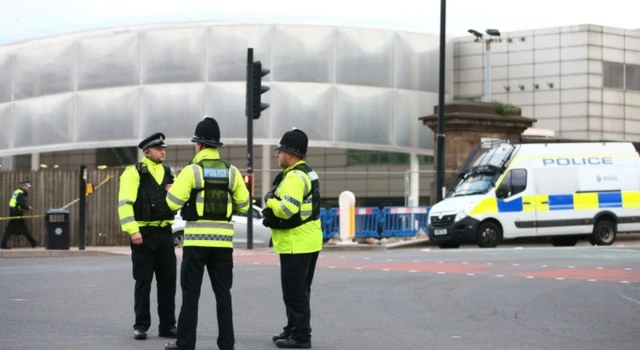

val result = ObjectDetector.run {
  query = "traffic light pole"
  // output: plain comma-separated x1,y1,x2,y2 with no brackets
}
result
436,0,447,202
79,165,86,250
246,48,254,250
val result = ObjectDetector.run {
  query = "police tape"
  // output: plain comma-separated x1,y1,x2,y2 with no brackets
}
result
0,175,115,222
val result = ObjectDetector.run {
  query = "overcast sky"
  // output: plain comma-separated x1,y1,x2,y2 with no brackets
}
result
0,0,638,45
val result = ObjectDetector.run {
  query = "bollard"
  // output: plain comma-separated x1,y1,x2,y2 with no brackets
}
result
338,191,357,244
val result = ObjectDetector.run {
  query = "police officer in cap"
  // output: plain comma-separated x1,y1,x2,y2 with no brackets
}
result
164,116,250,350
118,132,178,340
263,128,323,349
1,180,37,249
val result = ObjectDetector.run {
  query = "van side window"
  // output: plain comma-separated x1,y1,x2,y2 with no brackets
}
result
496,169,527,198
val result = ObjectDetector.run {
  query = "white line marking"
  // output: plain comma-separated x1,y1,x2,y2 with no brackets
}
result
412,260,419,263
568,266,575,269
409,270,417,273
466,273,474,276
252,262,261,265
363,257,370,260
328,266,336,269
437,261,444,264
462,262,469,265
387,259,393,262
618,290,640,306
452,336,461,338
495,275,504,277
382,269,390,271
556,278,565,280
526,276,534,279
421,248,431,252
11,299,26,301
514,247,524,250
486,263,493,265
624,268,632,271
588,279,597,282
355,267,362,270
621,281,630,284
512,263,520,266
437,272,446,275
541,265,548,268
596,267,604,269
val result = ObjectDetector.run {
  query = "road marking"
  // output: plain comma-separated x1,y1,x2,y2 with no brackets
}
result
526,276,534,279
252,262,261,265
512,263,520,266
421,248,431,252
382,269,390,271
568,266,575,269
437,272,446,275
541,265,548,267
412,260,419,263
618,290,640,306
625,268,633,271
514,247,524,250
495,275,504,277
355,267,362,270
466,273,474,276
363,257,370,260
437,261,444,264
11,299,27,301
588,279,597,282
596,267,604,269
386,259,393,262
409,270,417,273
462,262,469,264
328,266,336,269
452,336,461,338
556,278,565,280
486,263,493,265
621,281,630,284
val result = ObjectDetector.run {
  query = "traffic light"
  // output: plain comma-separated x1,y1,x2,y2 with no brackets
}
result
243,173,254,195
246,60,270,119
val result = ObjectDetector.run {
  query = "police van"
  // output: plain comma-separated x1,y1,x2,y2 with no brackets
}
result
427,140,640,248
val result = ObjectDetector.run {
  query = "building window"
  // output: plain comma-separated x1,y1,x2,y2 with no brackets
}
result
626,64,640,91
603,61,624,89
347,150,433,165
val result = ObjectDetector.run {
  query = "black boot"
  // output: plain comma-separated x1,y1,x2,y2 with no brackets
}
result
272,332,289,343
133,329,147,340
275,337,311,349
158,327,177,338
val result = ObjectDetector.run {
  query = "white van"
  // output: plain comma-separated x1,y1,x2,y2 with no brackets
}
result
427,140,640,248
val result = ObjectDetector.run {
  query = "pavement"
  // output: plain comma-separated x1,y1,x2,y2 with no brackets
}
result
1,244,640,349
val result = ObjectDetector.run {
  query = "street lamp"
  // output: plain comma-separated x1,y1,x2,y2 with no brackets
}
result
468,28,503,102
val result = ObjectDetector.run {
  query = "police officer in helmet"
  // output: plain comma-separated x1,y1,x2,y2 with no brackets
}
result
164,116,250,350
118,132,178,340
263,128,323,349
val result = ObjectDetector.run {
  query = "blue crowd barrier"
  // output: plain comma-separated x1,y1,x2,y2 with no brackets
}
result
319,206,431,239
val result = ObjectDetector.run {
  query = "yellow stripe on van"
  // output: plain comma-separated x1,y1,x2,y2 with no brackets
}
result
622,191,640,208
522,195,535,212
470,198,498,215
573,193,599,210
535,194,549,212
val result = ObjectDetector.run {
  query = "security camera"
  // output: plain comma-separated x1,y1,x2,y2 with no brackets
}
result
468,29,483,39
485,29,501,37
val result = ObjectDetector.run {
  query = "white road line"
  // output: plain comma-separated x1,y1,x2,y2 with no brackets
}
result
462,262,469,264
556,278,565,280
437,272,446,275
382,268,390,271
568,266,575,269
526,276,534,279
328,266,336,269
409,270,418,273
355,267,362,270
512,263,520,266
588,279,597,282
11,299,27,301
620,281,630,284
541,265,548,267
495,275,504,277
618,290,640,306
624,268,633,271
466,273,474,276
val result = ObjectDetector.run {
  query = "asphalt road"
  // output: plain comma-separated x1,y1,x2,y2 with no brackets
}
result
1,245,639,350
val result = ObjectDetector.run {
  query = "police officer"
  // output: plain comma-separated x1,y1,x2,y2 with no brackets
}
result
118,132,178,340
262,128,323,349
164,116,250,350
1,180,37,249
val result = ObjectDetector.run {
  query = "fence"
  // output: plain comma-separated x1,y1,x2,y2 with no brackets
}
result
320,206,431,240
1,168,433,248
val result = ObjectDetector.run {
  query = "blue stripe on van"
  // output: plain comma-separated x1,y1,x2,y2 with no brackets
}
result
598,192,622,208
549,194,574,210
497,197,523,212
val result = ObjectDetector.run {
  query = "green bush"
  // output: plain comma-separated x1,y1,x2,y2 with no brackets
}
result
492,101,521,115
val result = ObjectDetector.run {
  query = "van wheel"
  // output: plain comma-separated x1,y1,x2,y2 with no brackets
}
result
551,236,578,247
173,231,184,248
476,221,502,248
589,220,616,246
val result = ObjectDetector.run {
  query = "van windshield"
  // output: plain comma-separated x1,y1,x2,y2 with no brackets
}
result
452,172,497,197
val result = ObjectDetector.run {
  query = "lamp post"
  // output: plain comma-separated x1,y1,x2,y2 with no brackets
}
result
468,29,502,102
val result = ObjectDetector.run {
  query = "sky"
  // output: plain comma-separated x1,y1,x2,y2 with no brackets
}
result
0,0,638,46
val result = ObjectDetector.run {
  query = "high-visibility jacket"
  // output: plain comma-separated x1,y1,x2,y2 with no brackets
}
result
266,160,323,254
8,189,28,216
166,148,250,248
118,157,175,235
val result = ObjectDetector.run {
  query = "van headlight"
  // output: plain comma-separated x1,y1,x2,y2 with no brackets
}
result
455,202,475,222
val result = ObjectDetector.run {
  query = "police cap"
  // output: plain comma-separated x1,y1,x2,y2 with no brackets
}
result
138,132,168,151
274,128,308,158
191,116,224,147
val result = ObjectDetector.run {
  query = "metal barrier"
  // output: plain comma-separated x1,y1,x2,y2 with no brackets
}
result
320,206,431,239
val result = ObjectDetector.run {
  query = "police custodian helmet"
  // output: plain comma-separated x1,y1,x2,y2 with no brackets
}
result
191,116,223,147
274,128,308,158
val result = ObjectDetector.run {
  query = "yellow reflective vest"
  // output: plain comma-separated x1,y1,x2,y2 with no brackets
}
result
266,160,323,254
118,157,175,235
9,189,28,216
166,148,250,248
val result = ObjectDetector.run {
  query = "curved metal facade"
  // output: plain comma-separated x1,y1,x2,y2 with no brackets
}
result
0,22,453,157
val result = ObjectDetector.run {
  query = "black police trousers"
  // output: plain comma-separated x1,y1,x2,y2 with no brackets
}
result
176,246,234,350
279,251,320,343
130,226,176,333
1,218,37,248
